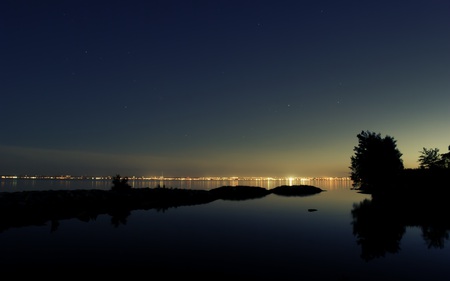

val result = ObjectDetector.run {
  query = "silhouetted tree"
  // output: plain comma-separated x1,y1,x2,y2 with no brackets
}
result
111,174,132,191
439,146,450,169
350,130,404,191
418,147,441,169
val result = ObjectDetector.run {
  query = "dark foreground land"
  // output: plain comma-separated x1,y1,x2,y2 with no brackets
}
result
0,185,323,232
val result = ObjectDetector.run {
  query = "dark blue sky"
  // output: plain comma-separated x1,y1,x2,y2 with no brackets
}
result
1,0,450,177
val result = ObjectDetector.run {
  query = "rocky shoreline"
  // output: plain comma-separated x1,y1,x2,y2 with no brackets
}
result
0,184,323,232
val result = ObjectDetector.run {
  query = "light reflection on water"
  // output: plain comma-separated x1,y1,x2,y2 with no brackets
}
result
0,178,354,192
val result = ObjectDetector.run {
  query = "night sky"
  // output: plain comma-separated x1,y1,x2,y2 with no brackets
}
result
1,0,450,178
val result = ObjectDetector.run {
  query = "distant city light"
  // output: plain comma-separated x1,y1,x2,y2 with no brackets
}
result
1,174,351,181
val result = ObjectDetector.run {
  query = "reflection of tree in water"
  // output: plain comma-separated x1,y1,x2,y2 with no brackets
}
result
351,199,405,261
421,225,449,249
351,194,450,261
109,209,131,227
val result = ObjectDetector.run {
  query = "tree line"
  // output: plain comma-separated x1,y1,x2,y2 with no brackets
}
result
350,130,450,193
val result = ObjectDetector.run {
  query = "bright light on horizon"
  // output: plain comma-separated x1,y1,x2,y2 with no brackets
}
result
0,174,352,181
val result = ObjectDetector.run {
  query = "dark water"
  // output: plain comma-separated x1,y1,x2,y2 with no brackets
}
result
0,179,449,279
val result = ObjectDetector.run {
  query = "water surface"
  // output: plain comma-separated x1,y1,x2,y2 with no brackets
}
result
0,180,449,280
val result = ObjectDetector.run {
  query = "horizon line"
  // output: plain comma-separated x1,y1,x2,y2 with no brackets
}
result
1,174,352,180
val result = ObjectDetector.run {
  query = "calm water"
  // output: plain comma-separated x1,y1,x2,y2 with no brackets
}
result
0,179,449,279
0,178,350,192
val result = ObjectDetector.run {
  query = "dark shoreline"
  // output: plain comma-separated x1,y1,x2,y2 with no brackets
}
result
0,184,323,232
